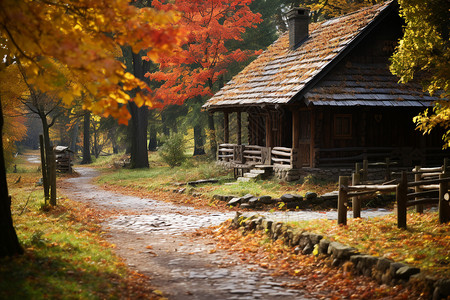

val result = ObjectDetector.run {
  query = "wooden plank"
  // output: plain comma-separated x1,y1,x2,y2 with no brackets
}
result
272,146,292,152
407,198,439,207
408,177,450,187
346,184,397,192
243,150,262,155
272,157,291,163
407,190,438,199
271,149,292,157
218,149,234,153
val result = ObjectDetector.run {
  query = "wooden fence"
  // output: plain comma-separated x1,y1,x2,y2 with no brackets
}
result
338,159,450,229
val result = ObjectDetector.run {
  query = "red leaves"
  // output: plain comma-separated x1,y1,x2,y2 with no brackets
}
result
146,0,262,107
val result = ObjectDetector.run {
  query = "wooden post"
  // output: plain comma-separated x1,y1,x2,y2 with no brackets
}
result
265,113,273,148
385,157,391,181
439,173,450,224
223,112,229,144
39,135,49,203
396,171,408,229
414,166,423,213
292,110,299,148
49,146,57,206
338,176,349,225
310,110,315,168
362,159,368,183
237,111,241,145
352,171,361,218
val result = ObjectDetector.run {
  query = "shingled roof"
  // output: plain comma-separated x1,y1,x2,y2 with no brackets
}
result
203,0,437,111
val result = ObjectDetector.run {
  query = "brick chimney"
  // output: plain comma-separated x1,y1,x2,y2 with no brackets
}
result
287,7,310,50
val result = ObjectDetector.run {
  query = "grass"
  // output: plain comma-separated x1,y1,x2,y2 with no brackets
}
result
2,155,162,299
287,211,450,279
94,152,337,202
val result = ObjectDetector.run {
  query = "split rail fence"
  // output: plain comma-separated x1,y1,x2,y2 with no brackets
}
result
338,159,450,229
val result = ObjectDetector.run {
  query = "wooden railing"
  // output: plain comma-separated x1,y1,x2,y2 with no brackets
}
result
218,144,296,168
218,143,236,162
243,145,265,165
271,147,295,168
337,159,450,228
218,144,270,166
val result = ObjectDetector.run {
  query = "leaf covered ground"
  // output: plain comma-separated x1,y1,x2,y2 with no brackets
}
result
205,222,426,300
3,166,164,299
288,212,450,279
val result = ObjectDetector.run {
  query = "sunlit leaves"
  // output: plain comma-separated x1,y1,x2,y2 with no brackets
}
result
0,0,184,124
390,0,450,147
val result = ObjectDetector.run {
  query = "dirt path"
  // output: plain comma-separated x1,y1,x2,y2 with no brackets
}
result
60,167,392,299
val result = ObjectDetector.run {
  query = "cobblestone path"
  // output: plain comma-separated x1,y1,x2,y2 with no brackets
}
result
61,167,391,299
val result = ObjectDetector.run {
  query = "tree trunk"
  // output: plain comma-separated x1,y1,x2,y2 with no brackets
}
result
39,135,49,202
70,122,79,153
193,124,206,156
110,127,119,154
148,124,157,151
39,111,56,206
207,80,217,159
0,97,24,257
161,112,170,137
81,111,92,164
128,51,149,168
129,102,149,168
93,124,99,158
208,114,217,159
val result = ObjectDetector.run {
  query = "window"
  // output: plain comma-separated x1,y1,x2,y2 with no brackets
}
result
334,114,352,138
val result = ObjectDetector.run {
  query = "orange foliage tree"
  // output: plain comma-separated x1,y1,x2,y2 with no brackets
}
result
0,0,183,257
147,0,262,155
0,66,27,169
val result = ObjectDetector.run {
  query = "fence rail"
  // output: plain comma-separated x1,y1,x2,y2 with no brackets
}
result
338,158,450,229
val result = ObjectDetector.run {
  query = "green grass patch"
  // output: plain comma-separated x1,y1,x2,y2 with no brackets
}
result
288,212,450,278
94,152,337,201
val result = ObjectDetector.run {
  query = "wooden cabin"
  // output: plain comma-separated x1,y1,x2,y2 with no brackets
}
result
203,1,448,181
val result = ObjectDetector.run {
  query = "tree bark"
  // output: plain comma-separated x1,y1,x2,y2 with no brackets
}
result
0,96,23,257
148,124,157,151
81,111,92,164
70,122,79,153
193,124,206,156
39,110,56,206
129,51,149,168
129,102,149,168
208,114,217,159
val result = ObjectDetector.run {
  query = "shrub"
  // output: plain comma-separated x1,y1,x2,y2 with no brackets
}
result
158,133,186,168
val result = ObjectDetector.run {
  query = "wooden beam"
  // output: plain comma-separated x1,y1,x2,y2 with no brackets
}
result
310,109,315,168
292,110,299,148
266,113,273,148
237,111,241,145
224,112,229,144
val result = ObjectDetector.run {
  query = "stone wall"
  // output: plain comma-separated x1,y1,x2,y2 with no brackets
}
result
231,213,450,300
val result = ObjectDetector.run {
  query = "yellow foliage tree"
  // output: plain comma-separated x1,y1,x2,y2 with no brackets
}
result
0,0,184,257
